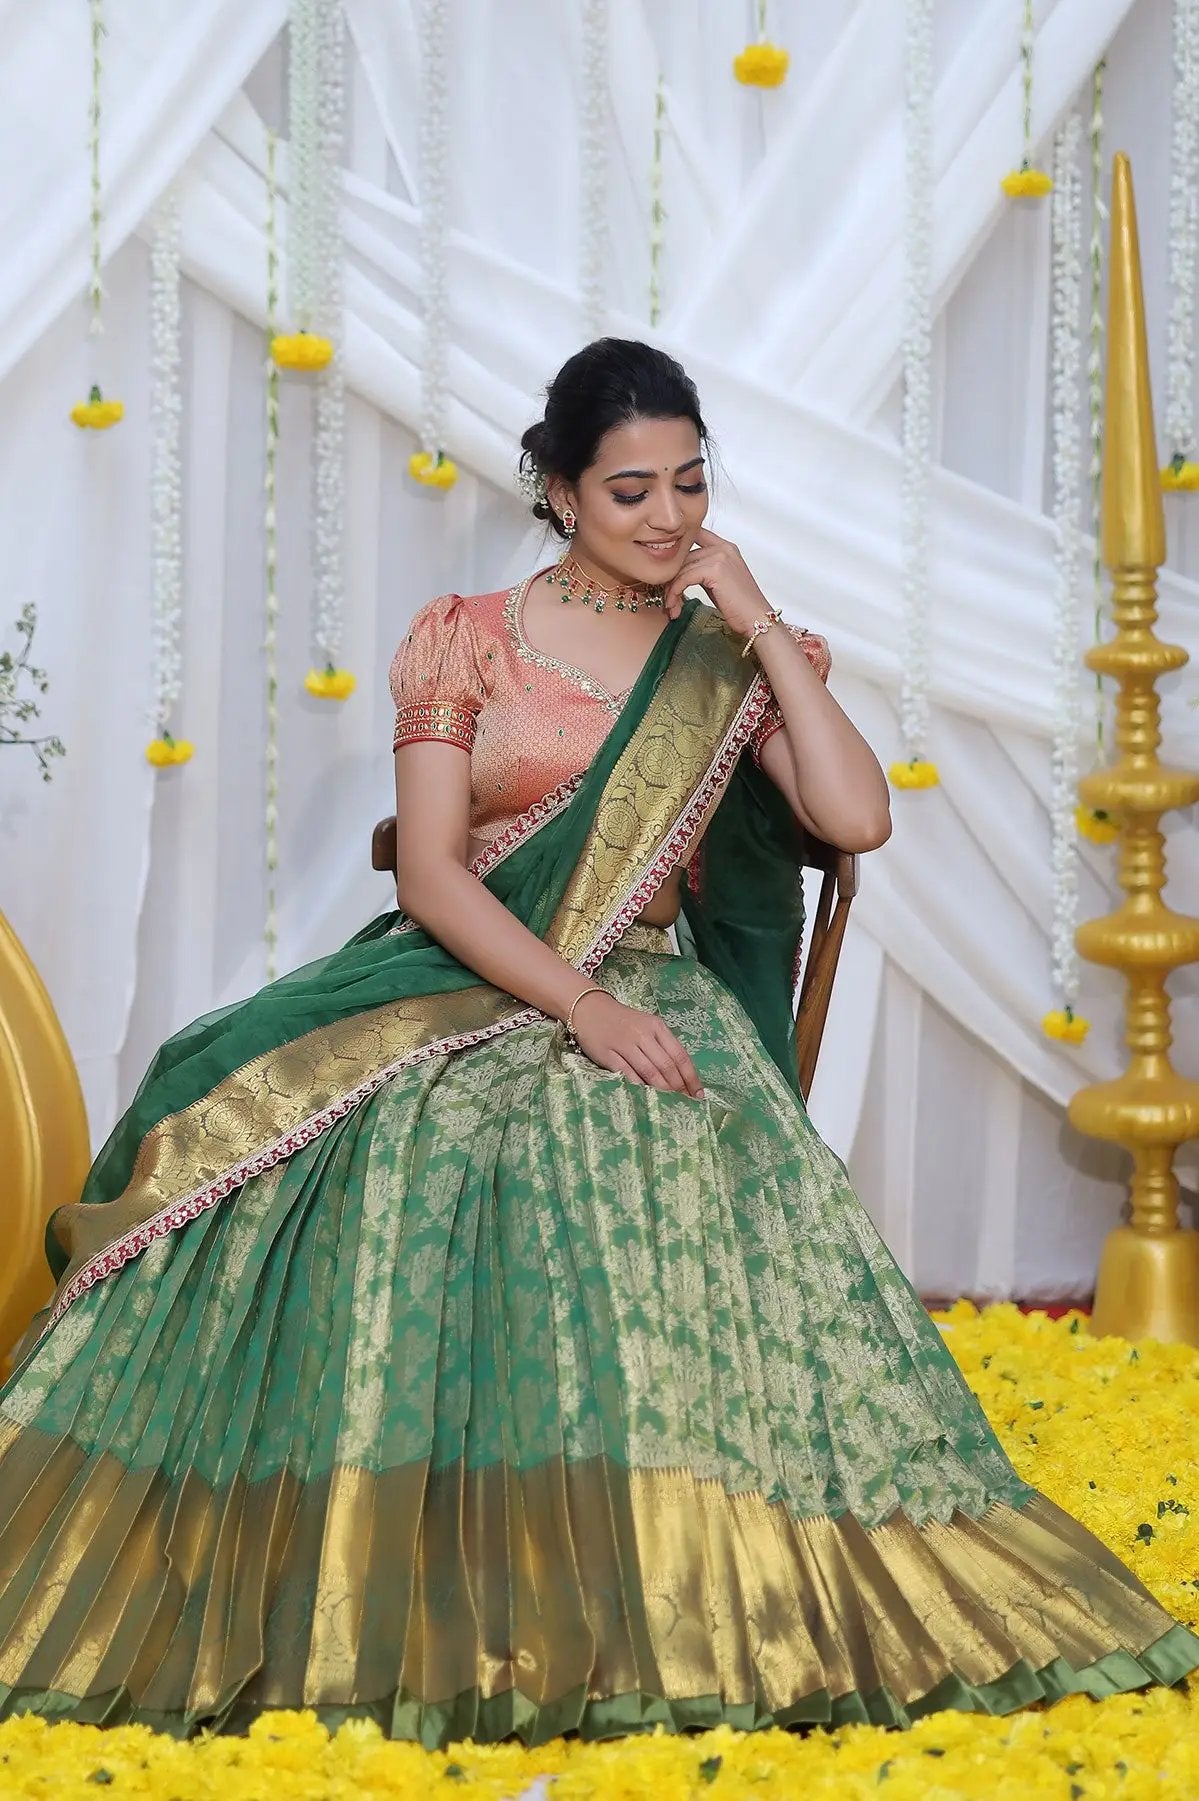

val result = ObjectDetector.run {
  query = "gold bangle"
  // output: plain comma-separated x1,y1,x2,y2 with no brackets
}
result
739,606,783,659
565,984,605,1041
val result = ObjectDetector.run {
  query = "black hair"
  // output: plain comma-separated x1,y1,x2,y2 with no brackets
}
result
518,337,713,537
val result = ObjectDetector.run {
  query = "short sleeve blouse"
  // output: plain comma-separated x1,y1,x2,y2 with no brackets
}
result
389,592,490,753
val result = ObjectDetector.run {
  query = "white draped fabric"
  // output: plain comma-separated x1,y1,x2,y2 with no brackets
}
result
1,0,1196,1300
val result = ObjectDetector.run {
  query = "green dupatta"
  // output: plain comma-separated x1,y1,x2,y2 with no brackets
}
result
35,594,806,1338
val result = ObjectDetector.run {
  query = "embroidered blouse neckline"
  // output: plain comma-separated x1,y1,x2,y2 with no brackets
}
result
504,567,657,715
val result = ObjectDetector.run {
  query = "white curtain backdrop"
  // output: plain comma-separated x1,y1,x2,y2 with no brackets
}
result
1,0,1196,1301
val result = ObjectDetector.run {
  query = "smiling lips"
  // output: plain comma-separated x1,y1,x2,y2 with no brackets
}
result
637,537,682,556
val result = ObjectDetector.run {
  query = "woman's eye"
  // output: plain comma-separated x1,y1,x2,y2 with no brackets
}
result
612,483,707,507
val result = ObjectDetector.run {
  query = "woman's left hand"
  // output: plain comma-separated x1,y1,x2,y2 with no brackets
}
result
661,525,771,635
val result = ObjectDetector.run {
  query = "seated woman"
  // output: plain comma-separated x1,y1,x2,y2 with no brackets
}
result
0,337,1194,1748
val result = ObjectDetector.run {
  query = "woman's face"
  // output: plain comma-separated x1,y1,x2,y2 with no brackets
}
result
551,415,709,589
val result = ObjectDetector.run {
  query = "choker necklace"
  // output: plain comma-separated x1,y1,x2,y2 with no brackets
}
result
546,553,665,615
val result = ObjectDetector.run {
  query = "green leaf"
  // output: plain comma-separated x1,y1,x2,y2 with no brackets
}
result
87,1775,115,1787
699,1754,723,1782
1136,1522,1154,1542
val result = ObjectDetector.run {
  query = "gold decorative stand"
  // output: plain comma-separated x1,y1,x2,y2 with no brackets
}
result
1070,153,1199,1345
0,908,90,1379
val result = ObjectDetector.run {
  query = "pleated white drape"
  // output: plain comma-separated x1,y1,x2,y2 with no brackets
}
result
0,0,1195,1299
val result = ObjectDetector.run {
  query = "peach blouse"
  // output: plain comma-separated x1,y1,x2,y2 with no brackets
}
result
389,564,832,850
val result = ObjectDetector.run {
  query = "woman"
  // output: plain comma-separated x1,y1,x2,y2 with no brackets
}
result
0,338,1194,1749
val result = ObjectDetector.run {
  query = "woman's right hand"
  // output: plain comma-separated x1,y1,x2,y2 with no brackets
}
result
569,990,704,1098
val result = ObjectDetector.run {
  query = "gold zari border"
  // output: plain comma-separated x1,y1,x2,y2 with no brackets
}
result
0,1438,1177,1722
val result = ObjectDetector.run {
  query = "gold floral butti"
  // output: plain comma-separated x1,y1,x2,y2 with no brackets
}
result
43,609,768,1331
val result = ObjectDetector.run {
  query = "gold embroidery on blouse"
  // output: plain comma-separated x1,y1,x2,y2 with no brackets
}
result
393,701,476,752
504,574,632,715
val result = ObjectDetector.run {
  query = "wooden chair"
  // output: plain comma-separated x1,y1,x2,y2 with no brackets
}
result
371,817,858,1102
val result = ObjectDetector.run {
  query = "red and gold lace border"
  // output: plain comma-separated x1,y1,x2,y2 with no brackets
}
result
393,700,476,752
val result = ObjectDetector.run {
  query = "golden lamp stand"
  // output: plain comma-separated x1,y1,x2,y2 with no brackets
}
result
1070,153,1199,1345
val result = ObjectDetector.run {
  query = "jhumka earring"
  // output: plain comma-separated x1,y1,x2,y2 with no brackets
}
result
562,508,577,536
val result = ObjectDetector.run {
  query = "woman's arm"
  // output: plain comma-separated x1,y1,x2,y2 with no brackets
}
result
393,741,704,1095
751,627,892,851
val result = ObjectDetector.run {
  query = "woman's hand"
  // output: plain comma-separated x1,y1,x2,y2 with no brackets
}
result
661,524,771,636
570,990,704,1098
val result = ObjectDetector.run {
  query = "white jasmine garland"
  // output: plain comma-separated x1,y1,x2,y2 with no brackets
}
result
1048,112,1085,1008
415,0,451,465
1018,0,1036,169
897,0,935,768
648,73,666,327
265,132,282,981
286,0,320,333
1087,63,1112,770
1164,0,1199,464
87,0,105,337
310,0,347,669
148,190,184,739
579,0,610,339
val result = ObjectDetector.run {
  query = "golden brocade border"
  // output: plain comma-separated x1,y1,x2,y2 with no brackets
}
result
0,1436,1176,1721
43,611,767,1333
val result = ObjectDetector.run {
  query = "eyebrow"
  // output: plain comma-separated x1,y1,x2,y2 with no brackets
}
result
602,457,705,483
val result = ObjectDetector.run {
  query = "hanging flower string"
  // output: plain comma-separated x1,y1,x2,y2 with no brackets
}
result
1077,60,1118,846
578,0,610,340
70,0,122,430
273,0,333,372
302,0,354,700
264,133,282,981
890,0,939,792
408,0,458,493
1001,0,1053,198
648,73,667,327
1042,112,1089,1047
145,192,191,769
734,0,789,87
1161,0,1199,490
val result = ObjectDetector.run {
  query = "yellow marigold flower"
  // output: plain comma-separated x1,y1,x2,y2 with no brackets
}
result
70,384,124,429
1043,1006,1090,1044
145,734,194,767
733,42,790,86
304,666,357,700
270,331,334,371
1161,457,1199,491
1076,804,1119,844
1001,165,1054,198
888,757,940,789
408,450,459,490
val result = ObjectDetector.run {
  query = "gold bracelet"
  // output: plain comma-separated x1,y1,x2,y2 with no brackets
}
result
565,984,605,1042
739,605,784,659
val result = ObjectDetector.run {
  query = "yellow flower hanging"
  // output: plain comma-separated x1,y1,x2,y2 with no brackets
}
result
1043,1006,1090,1044
408,450,459,491
145,733,194,767
1161,455,1199,491
1001,165,1053,198
270,332,334,371
733,42,789,87
1076,803,1119,845
888,758,940,789
304,665,356,701
70,383,123,429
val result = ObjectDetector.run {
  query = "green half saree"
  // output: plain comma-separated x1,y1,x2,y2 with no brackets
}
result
0,600,1195,1746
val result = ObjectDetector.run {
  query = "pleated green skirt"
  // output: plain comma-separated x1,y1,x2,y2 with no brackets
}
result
0,929,1195,1746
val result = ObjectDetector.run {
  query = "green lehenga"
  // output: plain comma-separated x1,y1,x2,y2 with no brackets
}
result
0,601,1195,1745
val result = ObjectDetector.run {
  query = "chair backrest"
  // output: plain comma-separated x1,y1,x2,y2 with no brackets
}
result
371,817,859,1102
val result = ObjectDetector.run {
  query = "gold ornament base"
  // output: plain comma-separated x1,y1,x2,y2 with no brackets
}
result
1089,1225,1199,1346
